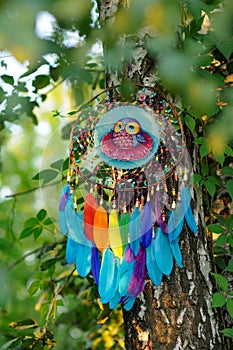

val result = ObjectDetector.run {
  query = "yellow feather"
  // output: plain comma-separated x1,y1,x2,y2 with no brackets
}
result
108,209,123,258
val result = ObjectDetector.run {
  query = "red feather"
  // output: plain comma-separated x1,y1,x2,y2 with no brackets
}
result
84,193,98,241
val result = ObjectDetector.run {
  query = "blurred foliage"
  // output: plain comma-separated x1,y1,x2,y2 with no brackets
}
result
0,0,233,348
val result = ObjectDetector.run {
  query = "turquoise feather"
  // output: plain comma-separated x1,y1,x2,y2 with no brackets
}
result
123,295,136,311
75,243,91,277
170,239,183,268
181,186,198,234
66,237,79,265
168,208,184,242
146,239,162,285
99,248,119,304
109,291,122,309
153,227,173,275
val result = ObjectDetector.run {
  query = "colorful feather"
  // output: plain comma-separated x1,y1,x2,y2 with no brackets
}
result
129,205,140,256
146,239,162,286
123,295,136,311
140,200,153,248
180,186,198,234
153,227,173,275
66,236,79,265
109,209,123,258
93,205,109,251
170,239,183,268
84,193,98,241
127,244,146,297
168,208,184,242
75,243,92,277
91,243,100,284
119,212,129,251
58,185,70,234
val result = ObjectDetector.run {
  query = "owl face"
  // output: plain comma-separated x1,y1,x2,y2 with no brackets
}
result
113,118,141,136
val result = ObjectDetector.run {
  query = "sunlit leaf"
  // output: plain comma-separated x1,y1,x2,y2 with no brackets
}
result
9,318,38,330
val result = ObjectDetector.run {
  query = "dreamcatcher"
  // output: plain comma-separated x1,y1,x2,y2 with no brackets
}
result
58,86,198,311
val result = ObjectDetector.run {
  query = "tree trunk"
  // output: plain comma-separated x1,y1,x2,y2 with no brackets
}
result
97,1,224,349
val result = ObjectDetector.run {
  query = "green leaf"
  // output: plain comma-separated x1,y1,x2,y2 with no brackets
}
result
36,209,47,221
20,227,36,239
205,180,216,198
225,145,233,156
220,328,233,339
226,215,233,230
221,166,233,177
43,218,55,226
32,169,59,185
1,74,14,85
40,256,64,271
226,179,233,201
33,74,50,89
201,162,208,177
34,226,43,240
192,173,202,184
211,272,229,291
200,142,210,158
24,217,39,228
207,176,220,186
212,149,225,165
9,318,38,330
215,234,228,246
226,299,233,319
194,137,204,145
50,159,64,171
211,292,226,308
185,115,196,133
28,280,41,296
208,224,225,234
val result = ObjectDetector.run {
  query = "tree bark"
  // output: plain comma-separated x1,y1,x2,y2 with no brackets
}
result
97,1,225,349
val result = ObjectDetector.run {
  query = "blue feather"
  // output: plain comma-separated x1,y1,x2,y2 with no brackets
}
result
118,259,135,296
153,227,173,275
146,239,162,285
75,243,91,277
168,208,184,242
170,239,183,268
99,248,119,304
123,295,136,311
129,207,140,256
66,237,79,265
181,187,198,234
140,201,153,248
58,185,70,234
91,243,100,285
109,291,121,309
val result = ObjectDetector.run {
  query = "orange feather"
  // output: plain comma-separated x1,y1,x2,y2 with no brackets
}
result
93,205,109,251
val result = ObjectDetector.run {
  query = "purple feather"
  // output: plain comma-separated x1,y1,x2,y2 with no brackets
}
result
140,201,153,248
154,191,167,234
59,185,70,211
124,245,135,263
91,243,100,285
127,244,146,297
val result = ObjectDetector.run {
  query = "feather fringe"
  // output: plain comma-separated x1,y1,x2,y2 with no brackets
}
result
140,201,153,248
127,244,146,297
84,193,98,241
93,205,109,251
129,207,140,256
109,209,123,258
91,243,100,284
153,227,173,275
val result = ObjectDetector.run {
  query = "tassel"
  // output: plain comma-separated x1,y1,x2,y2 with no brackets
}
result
84,193,98,241
119,211,129,251
180,186,198,234
153,227,173,275
140,200,153,248
129,202,141,256
93,205,109,251
98,248,119,304
146,239,162,286
58,185,70,234
127,244,146,297
91,243,100,284
109,209,123,258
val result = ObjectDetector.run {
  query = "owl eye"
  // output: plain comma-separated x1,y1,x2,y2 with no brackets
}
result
114,121,123,133
125,122,140,135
